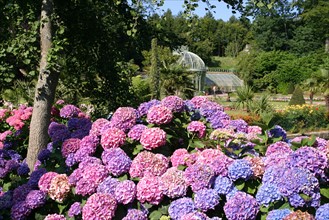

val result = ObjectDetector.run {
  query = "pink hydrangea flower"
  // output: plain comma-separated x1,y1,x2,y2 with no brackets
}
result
140,127,166,150
101,127,126,149
82,193,117,219
61,138,81,158
187,121,206,138
48,174,70,202
44,214,66,220
128,124,147,141
161,167,188,198
0,130,12,142
89,118,111,136
110,107,137,132
129,151,169,178
146,105,173,125
0,109,8,120
265,141,292,157
137,175,165,205
171,148,190,167
245,156,265,178
38,172,58,193
190,96,209,109
59,104,81,118
114,180,136,204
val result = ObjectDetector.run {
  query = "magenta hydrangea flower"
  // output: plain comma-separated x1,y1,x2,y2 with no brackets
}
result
128,124,147,141
25,190,47,209
171,148,190,167
140,127,166,150
161,96,185,112
184,163,215,192
197,149,233,176
110,107,137,132
187,121,206,138
59,104,81,118
74,163,109,196
38,172,58,193
224,192,259,220
114,180,136,204
123,209,148,220
161,167,188,198
246,126,262,140
89,118,111,136
100,127,126,149
74,135,99,162
61,138,81,158
48,174,71,202
101,148,132,176
181,212,209,220
137,99,161,117
44,214,66,220
190,96,209,109
266,141,292,157
82,193,117,219
137,175,165,205
146,105,173,125
129,151,169,178
194,189,220,211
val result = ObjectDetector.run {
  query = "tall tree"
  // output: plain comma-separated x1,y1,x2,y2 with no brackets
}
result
26,0,57,170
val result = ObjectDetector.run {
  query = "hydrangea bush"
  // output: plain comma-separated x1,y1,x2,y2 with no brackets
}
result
0,95,329,220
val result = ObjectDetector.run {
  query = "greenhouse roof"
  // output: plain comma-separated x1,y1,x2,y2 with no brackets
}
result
176,51,207,72
205,73,243,90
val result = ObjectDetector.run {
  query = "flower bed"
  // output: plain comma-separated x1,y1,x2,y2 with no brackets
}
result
0,96,329,220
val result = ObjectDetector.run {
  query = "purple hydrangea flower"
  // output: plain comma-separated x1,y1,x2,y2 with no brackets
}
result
65,153,76,167
265,141,292,157
11,201,31,220
16,162,29,176
194,188,220,211
0,190,13,209
48,122,71,142
60,104,81,118
255,183,282,206
123,209,147,220
228,159,253,181
110,107,137,132
161,96,185,112
28,168,47,188
5,159,19,172
266,209,291,220
161,167,188,198
315,203,329,220
184,163,215,192
181,211,209,220
37,149,51,162
199,101,224,117
74,135,99,162
136,99,161,117
97,176,120,196
68,202,82,217
82,193,117,220
213,175,235,195
114,180,136,204
227,119,248,133
101,148,132,176
25,190,47,209
128,124,147,141
268,125,287,141
207,111,230,129
168,197,196,220
224,191,259,220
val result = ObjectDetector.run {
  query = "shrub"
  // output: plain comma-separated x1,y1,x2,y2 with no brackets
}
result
289,86,305,106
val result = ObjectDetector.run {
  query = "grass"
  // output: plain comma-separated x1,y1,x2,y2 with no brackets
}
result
211,56,238,70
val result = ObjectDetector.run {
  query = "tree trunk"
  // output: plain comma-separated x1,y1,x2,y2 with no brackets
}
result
26,0,59,171
325,95,329,113
309,92,313,105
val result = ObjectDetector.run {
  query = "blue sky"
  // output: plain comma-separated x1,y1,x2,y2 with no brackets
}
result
157,0,241,21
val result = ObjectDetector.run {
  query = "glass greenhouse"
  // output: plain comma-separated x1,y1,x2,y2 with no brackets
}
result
205,73,244,92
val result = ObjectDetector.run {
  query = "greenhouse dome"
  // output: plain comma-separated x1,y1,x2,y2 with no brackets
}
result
205,72,244,92
175,50,207,92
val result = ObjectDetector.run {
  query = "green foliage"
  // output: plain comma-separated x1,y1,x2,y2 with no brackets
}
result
289,86,306,106
234,85,254,111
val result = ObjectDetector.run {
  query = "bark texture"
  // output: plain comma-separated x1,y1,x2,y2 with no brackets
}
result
26,0,59,171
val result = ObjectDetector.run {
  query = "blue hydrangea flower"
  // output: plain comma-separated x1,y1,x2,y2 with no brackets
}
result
194,189,220,211
37,149,51,162
27,168,47,188
256,183,282,206
168,197,196,220
228,159,253,181
266,209,291,220
315,203,329,220
101,148,132,176
213,175,234,195
268,125,287,141
228,119,248,133
97,176,120,196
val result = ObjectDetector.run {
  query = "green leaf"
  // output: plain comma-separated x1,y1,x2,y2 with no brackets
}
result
320,187,329,199
119,174,128,181
58,204,67,214
299,193,312,202
260,205,269,213
133,144,143,155
307,135,316,146
150,210,162,220
177,165,187,171
193,140,205,149
235,179,245,190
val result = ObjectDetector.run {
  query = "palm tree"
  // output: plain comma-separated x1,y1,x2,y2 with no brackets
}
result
302,77,318,105
234,85,254,112
319,68,329,112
